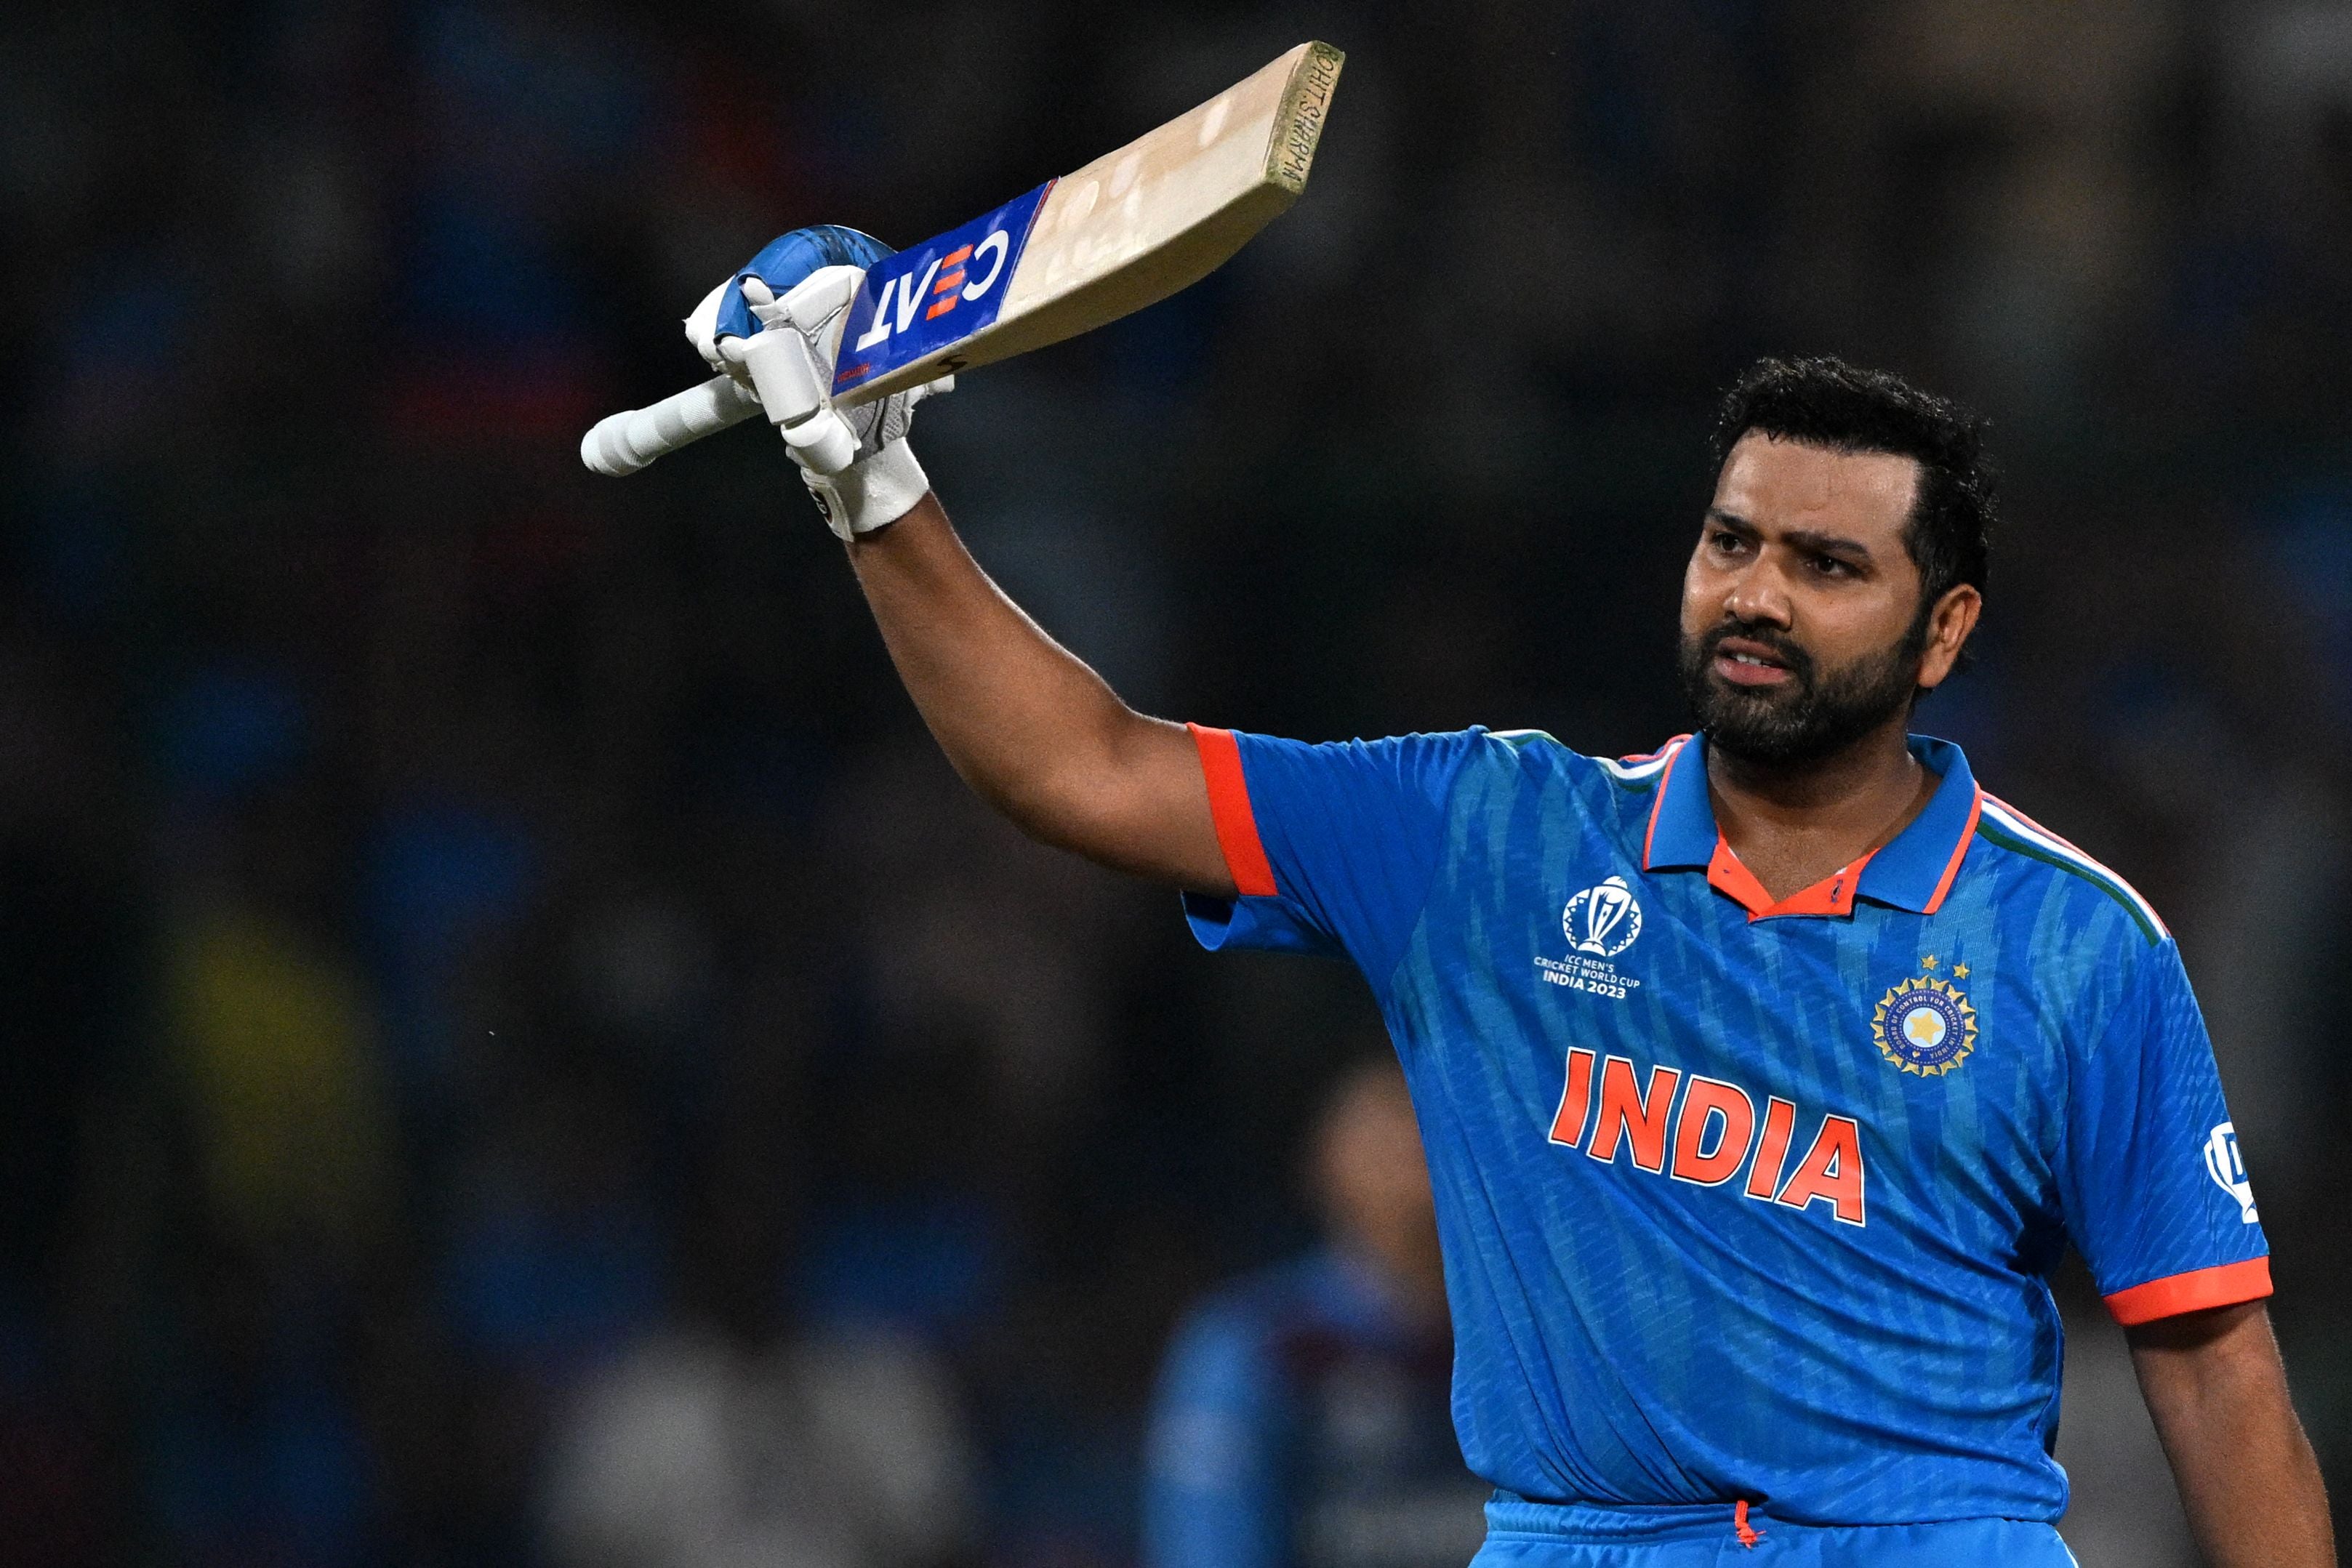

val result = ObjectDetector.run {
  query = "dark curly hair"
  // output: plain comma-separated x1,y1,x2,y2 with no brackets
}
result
1711,356,1995,611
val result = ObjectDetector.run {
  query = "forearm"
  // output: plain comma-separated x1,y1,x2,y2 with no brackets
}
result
845,493,1230,890
2131,1303,2335,1568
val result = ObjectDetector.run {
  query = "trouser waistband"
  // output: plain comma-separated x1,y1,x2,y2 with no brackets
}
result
1485,1493,1762,1544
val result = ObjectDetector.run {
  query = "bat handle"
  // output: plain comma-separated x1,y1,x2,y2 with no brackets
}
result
579,374,764,476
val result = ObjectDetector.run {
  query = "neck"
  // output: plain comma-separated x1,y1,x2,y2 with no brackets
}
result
1708,711,1919,817
1705,712,1933,901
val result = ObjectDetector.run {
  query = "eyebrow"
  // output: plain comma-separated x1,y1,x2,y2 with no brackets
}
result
1706,508,1875,560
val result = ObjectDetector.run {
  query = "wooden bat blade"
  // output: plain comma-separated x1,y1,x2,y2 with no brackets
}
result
832,40,1343,406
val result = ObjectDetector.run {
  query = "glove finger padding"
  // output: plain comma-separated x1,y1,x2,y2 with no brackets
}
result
703,226,952,534
770,267,859,352
685,281,736,376
760,265,951,470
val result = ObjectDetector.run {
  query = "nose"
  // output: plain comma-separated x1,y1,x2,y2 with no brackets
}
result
1723,558,1794,630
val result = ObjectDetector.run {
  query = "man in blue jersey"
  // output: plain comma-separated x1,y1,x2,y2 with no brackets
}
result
726,246,2332,1564
1144,1058,1490,1568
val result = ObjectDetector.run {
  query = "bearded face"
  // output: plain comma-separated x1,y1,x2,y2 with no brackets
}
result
1677,608,1928,768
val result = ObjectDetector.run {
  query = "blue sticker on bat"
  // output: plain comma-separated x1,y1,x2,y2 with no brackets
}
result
831,180,1053,395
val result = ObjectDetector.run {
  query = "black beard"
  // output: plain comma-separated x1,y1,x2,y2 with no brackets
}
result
1677,614,1927,768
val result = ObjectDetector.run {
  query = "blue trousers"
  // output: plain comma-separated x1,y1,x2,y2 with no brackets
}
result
1472,1495,2079,1567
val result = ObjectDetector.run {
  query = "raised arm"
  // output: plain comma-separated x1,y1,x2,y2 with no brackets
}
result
677,242,1229,890
2130,1302,2335,1568
845,491,1233,894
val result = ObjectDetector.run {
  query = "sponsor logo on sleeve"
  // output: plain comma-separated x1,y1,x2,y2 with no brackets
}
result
2204,1122,2258,1223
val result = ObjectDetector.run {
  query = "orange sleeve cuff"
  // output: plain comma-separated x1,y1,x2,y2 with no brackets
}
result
1187,724,1278,898
2103,1257,2273,1326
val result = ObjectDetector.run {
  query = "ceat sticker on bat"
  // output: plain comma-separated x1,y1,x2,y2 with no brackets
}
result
832,182,1053,395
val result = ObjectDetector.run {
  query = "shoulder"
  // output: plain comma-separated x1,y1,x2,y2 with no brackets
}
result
1225,728,1683,856
1176,1251,1384,1354
1593,732,1695,791
1966,791,2170,951
1232,725,1678,785
1442,727,1694,795
1156,1255,1345,1404
1180,1253,1334,1333
1418,731,1695,860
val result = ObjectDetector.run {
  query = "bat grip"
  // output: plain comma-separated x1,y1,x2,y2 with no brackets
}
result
579,374,763,476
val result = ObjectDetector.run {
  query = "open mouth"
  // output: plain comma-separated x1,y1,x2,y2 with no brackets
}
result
1711,636,1797,689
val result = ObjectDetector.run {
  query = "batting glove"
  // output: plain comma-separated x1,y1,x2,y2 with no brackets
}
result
686,228,952,539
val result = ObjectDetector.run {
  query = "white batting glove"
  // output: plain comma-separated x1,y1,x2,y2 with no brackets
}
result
684,268,952,539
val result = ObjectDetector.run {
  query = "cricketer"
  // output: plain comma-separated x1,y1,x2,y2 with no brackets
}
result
698,243,2335,1567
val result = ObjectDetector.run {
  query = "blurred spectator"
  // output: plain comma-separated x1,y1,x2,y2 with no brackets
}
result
1142,1058,1486,1568
165,896,391,1251
438,1063,665,1376
152,659,396,1255
539,1127,977,1568
141,1231,377,1568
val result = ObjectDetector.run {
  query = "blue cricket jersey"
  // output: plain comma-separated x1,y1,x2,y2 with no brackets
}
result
1180,725,2270,1529
1142,1250,1490,1568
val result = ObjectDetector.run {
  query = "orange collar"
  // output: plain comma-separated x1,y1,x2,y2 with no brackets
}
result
1706,836,1871,920
1642,734,1983,920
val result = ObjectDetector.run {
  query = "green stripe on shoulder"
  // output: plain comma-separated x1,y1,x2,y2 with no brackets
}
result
1491,729,1561,750
1974,816,2163,945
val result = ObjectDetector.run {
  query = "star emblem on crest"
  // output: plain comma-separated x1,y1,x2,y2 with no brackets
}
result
1872,972,1980,1077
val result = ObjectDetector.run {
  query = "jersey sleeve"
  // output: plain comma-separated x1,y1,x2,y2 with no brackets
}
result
1180,725,1485,992
1140,1302,1286,1568
2058,938,2272,1325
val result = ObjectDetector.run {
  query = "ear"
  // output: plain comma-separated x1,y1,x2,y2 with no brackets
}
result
1914,584,1983,691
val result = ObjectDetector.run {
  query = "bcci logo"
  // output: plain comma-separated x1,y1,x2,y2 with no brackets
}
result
1562,877,1642,957
1873,973,1978,1077
2204,1122,2258,1223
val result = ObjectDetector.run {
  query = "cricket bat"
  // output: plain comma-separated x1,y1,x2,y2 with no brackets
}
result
581,40,1343,477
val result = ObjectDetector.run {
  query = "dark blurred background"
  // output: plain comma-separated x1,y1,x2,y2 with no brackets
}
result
4,1,2351,1563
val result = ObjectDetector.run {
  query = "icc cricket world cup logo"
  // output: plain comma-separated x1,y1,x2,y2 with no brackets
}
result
1563,877,1643,958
